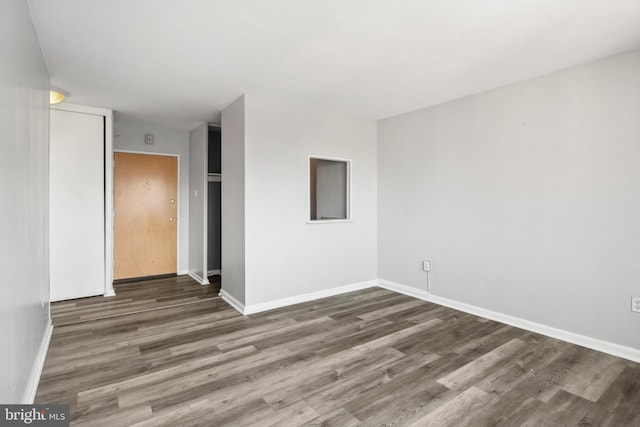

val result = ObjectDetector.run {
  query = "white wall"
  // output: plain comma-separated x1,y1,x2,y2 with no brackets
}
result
221,96,246,305
188,123,208,282
0,0,51,402
244,95,377,306
114,122,190,274
378,49,640,351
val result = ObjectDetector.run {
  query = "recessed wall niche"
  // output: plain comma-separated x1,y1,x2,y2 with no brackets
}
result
309,157,351,221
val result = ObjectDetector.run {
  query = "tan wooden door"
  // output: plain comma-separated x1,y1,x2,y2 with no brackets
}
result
114,152,178,280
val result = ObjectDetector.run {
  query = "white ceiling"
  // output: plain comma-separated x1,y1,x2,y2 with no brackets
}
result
28,0,640,131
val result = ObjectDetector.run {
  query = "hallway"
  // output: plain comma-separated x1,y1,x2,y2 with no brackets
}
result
50,275,221,326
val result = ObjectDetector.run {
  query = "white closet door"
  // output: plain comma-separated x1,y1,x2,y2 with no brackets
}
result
50,109,105,301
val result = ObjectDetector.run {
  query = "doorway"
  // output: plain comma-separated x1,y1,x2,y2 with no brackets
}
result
113,152,178,280
207,125,222,276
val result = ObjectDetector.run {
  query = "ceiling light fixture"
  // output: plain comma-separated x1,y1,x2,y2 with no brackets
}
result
49,87,68,105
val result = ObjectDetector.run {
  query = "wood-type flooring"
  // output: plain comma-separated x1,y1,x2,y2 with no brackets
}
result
37,282,640,426
50,275,221,326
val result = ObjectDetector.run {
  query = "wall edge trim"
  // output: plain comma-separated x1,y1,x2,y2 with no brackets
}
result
219,289,245,315
377,279,640,364
243,280,378,315
22,319,53,403
188,271,210,285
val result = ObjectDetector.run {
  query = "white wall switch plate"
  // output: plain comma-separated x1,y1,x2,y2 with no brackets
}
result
423,260,431,272
632,297,640,313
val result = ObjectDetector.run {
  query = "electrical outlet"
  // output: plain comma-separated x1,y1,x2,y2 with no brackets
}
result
423,260,431,272
632,297,640,313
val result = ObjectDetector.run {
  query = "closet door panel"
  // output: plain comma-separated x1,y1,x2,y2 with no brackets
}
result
50,109,104,301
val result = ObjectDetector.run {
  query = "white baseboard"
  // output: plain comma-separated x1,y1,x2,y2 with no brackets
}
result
104,288,116,297
178,269,188,275
243,280,378,315
219,289,245,314
188,271,210,285
377,279,640,364
22,319,53,403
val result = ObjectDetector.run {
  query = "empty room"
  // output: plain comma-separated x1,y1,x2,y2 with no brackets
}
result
2,0,640,425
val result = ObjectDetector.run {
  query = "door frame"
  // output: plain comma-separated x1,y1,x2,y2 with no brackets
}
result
112,150,181,281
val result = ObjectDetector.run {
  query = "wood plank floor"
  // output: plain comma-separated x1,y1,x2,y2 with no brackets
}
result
37,286,640,426
50,275,221,326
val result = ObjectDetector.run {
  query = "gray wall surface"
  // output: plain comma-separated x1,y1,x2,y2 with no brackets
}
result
315,159,348,220
243,95,377,306
0,0,51,402
221,96,246,304
378,49,640,350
